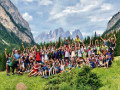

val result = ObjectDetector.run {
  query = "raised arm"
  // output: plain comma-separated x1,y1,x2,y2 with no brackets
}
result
99,34,104,41
92,41,93,45
95,39,98,45
60,41,62,46
89,39,91,46
5,48,7,58
114,34,117,43
22,43,24,49
55,42,58,48
11,48,15,57
82,40,85,47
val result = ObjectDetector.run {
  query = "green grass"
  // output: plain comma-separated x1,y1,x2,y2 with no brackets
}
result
0,56,120,90
0,72,46,90
92,56,120,90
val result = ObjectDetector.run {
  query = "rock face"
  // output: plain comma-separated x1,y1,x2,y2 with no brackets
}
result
106,11,120,33
35,27,83,43
0,0,34,44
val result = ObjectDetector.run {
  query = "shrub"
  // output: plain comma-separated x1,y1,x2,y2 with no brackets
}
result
44,66,101,90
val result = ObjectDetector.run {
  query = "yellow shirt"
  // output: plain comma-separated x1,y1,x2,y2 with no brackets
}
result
75,38,81,42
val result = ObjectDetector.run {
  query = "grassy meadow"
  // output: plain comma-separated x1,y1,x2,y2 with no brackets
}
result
92,56,120,90
0,56,120,90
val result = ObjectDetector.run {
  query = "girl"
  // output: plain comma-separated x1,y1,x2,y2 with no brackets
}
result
44,51,48,61
60,62,65,73
28,62,39,77
5,48,12,76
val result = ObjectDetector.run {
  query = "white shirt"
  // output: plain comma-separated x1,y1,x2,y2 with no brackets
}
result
65,51,69,57
78,50,82,57
71,51,76,57
60,65,64,71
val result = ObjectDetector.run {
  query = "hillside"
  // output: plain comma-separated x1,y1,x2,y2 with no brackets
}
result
0,22,22,52
0,56,120,90
0,0,34,52
105,11,120,34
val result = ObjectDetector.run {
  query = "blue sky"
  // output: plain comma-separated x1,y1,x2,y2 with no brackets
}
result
11,0,120,38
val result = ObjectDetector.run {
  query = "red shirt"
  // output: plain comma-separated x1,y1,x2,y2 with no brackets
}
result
36,52,41,61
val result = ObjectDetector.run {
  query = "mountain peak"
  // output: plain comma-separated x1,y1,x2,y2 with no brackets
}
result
35,28,83,43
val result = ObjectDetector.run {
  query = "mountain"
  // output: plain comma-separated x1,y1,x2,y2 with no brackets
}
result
105,11,120,34
0,0,34,51
35,27,83,43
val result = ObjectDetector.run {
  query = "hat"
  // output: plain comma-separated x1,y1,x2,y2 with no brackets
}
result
84,48,86,50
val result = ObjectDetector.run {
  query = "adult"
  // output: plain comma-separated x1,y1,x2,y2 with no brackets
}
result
36,49,41,63
109,34,117,60
5,48,13,76
13,50,21,74
75,35,81,43
99,34,110,46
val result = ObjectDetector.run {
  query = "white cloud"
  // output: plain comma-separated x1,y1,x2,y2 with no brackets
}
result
38,0,53,6
11,0,120,38
22,12,33,21
93,30,104,35
89,16,111,22
22,0,33,2
101,3,112,11
48,0,103,21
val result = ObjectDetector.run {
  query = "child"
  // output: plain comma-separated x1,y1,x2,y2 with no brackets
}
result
28,62,39,77
60,62,65,73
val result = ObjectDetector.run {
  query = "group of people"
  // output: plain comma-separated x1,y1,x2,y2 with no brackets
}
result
5,34,116,78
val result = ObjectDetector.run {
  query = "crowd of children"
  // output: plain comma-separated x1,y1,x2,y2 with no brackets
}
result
5,34,116,77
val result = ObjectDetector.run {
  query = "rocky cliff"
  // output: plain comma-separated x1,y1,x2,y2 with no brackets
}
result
106,11,120,33
0,0,34,44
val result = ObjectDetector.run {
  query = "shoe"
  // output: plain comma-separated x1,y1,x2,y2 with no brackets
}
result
34,75,37,77
7,74,10,76
44,76,48,78
41,76,44,78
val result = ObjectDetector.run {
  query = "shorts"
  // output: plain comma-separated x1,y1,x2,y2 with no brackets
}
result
33,69,38,73
65,57,69,59
55,67,59,73
14,61,19,67
38,69,44,73
6,60,10,65
47,69,51,73
43,67,48,71
36,61,41,63
103,60,106,63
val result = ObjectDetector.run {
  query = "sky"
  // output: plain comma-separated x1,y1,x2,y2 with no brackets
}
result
11,0,120,38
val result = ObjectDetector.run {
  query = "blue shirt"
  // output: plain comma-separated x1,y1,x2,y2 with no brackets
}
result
14,54,21,60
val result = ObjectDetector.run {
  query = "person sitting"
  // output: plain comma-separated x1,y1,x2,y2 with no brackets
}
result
28,61,39,77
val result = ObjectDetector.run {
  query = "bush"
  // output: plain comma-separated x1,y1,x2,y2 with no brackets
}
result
44,66,101,90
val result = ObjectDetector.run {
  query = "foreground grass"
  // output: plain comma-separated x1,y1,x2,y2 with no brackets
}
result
92,56,120,90
0,72,46,90
0,56,120,90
